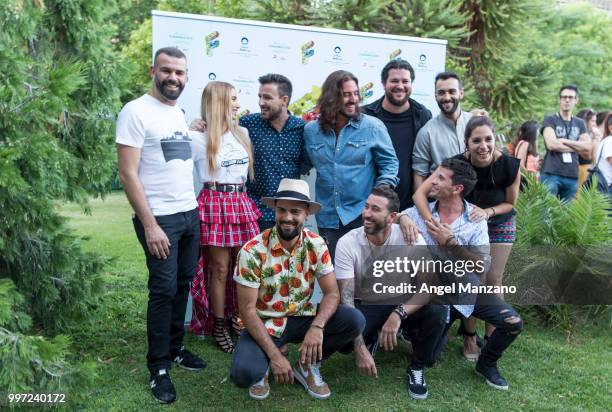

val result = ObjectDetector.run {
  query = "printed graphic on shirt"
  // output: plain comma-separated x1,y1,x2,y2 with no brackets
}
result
554,125,580,140
161,130,192,162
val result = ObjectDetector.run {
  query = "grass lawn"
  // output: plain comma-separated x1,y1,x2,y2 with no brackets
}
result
59,192,611,411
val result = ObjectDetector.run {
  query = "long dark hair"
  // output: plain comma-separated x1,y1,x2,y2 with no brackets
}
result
513,120,538,157
464,115,497,186
316,70,359,135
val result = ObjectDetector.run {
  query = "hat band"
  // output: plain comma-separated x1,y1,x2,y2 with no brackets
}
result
274,190,311,202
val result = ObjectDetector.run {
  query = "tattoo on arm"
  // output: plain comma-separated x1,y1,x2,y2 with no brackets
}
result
338,278,355,307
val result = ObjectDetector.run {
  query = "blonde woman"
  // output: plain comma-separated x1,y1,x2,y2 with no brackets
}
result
190,81,260,353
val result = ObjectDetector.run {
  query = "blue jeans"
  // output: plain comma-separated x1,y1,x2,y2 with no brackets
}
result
230,305,365,388
133,208,200,373
541,173,578,202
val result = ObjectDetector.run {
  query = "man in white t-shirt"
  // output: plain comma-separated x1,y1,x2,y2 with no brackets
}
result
335,186,446,401
116,47,205,404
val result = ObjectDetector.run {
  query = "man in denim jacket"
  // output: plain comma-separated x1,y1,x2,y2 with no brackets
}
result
303,70,399,262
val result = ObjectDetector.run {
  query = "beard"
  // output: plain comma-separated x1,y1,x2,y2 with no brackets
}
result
363,218,386,235
340,103,360,120
276,222,302,241
260,104,283,121
384,88,410,107
155,77,184,101
436,98,459,115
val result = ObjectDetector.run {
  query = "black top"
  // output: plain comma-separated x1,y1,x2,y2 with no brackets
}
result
541,113,587,179
452,152,520,225
363,97,432,210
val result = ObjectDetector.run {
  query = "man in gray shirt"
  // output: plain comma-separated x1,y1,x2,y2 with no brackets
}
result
412,72,472,191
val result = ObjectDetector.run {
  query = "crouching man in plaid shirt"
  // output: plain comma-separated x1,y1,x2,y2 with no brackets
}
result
230,178,365,400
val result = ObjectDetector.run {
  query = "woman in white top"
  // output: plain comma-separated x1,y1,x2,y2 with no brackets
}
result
594,113,612,207
190,81,260,353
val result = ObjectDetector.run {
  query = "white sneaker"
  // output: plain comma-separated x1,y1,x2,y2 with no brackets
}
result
292,362,331,399
248,370,270,400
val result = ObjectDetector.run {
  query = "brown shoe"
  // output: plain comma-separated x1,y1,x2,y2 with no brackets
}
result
293,362,331,399
248,370,270,400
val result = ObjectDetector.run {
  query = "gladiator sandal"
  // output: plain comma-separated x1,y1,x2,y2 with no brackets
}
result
213,316,235,354
231,315,245,338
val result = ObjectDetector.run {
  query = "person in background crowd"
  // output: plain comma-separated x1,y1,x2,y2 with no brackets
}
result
595,110,610,142
576,109,603,189
412,72,472,191
303,70,399,262
189,81,260,353
593,113,612,206
363,59,432,210
540,85,591,201
512,120,540,187
407,116,520,362
116,47,205,404
230,179,365,401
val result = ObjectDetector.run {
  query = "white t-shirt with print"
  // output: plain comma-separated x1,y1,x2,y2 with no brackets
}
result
190,129,250,184
335,224,427,300
115,94,197,216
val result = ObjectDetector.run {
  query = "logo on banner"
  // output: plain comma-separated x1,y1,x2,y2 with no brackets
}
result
205,31,220,56
389,49,402,60
301,40,315,65
418,53,428,68
208,72,217,80
359,82,374,103
240,36,251,53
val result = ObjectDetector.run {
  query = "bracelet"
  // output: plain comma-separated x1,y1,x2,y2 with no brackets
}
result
310,323,325,331
490,207,496,217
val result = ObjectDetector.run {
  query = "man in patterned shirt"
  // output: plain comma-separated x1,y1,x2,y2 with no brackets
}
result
239,74,306,230
230,179,365,400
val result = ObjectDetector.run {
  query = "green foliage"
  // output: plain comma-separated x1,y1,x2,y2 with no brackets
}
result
511,174,612,333
0,0,122,393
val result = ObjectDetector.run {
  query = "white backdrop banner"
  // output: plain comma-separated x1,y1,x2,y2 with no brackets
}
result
152,10,447,121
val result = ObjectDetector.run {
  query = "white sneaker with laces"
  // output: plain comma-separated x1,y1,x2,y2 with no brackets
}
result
293,362,331,400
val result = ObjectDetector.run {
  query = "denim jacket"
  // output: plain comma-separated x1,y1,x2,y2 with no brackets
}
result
303,113,399,229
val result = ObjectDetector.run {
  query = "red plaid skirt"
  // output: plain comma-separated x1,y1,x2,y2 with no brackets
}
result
198,188,261,247
190,188,261,336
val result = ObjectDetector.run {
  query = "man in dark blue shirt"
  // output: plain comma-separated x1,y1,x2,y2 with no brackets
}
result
239,74,306,230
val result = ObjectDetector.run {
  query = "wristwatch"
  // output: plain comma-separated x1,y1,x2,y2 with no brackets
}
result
392,304,408,320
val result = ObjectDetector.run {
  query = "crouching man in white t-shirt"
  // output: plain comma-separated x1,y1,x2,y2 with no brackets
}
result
335,186,446,401
116,47,206,404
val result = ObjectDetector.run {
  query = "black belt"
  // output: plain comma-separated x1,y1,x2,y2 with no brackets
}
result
204,182,246,192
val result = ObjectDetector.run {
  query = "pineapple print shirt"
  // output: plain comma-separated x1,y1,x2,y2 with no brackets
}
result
234,226,334,337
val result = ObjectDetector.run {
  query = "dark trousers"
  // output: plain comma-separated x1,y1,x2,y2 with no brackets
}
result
355,302,446,369
230,305,365,388
446,295,523,366
133,208,200,373
318,216,363,264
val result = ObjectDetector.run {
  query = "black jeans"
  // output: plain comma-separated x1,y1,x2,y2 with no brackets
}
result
355,302,446,369
133,208,200,373
230,305,365,388
446,295,523,366
318,215,363,264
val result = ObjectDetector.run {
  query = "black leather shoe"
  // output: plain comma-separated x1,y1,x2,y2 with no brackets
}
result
475,360,509,390
172,346,207,371
150,369,176,404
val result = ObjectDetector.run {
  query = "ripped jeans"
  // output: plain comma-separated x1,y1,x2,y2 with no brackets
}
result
447,295,523,366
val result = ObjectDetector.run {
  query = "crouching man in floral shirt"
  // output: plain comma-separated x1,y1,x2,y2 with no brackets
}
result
231,178,365,400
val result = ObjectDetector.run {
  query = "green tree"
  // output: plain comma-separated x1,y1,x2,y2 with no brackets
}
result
0,0,122,394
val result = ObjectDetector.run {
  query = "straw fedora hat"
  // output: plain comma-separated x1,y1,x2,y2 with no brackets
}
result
261,178,321,214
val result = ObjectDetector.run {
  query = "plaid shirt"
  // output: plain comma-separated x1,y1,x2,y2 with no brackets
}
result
234,226,334,337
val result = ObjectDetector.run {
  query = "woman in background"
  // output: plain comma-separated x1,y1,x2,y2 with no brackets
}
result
576,109,602,189
512,120,540,188
190,81,260,353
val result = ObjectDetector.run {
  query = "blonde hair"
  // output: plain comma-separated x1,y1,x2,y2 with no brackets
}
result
200,81,254,180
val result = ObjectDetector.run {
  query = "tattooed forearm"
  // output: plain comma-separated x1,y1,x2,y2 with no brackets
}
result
338,278,355,307
353,334,365,348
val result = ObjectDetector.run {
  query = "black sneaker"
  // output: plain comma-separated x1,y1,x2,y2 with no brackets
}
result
475,360,509,390
172,346,206,371
150,369,176,404
406,367,428,400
